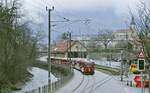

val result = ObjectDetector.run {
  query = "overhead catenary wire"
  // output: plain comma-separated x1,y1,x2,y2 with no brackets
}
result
50,0,79,17
29,0,94,43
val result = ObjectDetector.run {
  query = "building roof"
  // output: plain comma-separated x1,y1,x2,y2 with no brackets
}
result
113,29,131,34
52,40,87,53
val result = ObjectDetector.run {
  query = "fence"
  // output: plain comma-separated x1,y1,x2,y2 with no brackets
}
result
25,71,74,93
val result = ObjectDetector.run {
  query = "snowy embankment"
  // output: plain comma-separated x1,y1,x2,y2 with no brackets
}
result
37,56,121,69
37,56,120,69
93,58,121,69
13,67,58,93
37,56,48,63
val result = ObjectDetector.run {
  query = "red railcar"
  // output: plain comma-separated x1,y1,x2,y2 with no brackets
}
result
73,60,95,75
51,57,95,75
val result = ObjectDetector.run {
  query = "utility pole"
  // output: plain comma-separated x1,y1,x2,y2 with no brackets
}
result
67,33,69,61
149,63,150,93
120,50,123,81
5,0,7,7
47,6,54,93
68,32,72,71
141,71,144,93
125,29,128,77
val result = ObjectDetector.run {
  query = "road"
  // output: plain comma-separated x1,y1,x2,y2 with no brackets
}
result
56,69,126,93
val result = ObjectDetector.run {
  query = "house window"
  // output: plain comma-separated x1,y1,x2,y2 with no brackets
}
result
68,52,87,58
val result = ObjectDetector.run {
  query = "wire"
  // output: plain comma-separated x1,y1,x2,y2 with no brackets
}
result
50,0,85,20
29,0,94,41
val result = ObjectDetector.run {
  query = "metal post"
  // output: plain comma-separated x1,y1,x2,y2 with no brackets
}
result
125,28,128,77
47,6,54,93
149,65,150,93
141,71,144,93
67,33,69,60
69,32,71,60
120,50,123,81
5,0,7,7
69,32,72,71
38,87,41,93
109,49,111,67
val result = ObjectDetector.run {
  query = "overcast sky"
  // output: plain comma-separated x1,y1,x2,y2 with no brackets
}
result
22,0,148,41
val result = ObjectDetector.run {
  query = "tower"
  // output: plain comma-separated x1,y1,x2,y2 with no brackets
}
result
130,16,136,31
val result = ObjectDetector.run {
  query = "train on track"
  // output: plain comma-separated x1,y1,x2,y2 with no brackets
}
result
51,57,95,75
72,59,95,75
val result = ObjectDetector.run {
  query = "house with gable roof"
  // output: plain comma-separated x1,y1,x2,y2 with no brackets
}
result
51,40,88,58
111,16,142,51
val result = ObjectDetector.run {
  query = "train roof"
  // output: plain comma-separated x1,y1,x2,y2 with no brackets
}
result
51,57,94,64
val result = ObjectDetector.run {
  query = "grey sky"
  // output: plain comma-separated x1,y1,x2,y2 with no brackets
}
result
22,0,148,41
23,0,141,20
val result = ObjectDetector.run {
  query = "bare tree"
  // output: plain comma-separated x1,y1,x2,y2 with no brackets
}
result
132,2,150,92
97,29,114,49
0,0,40,92
61,32,69,40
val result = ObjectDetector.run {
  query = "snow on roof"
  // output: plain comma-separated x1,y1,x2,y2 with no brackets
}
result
52,40,87,53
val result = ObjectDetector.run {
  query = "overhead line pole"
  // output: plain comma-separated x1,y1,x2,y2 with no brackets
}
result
125,30,128,77
5,0,7,7
120,50,123,81
47,6,54,93
69,32,72,71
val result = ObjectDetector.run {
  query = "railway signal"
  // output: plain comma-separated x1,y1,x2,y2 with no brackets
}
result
137,49,146,93
137,49,146,71
138,59,145,71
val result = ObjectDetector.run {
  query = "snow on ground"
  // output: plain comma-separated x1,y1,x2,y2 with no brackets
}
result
114,75,148,93
36,56,148,93
13,67,58,93
37,56,48,62
56,69,126,93
124,86,148,93
37,56,121,69
56,69,146,93
55,70,108,93
94,59,121,69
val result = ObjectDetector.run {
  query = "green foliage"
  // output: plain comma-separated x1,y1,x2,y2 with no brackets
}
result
91,48,120,53
96,65,120,75
115,42,133,51
61,32,68,40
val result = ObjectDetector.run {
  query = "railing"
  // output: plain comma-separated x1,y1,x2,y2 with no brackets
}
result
25,72,74,93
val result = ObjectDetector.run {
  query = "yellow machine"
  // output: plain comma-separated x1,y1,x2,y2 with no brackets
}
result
130,64,140,74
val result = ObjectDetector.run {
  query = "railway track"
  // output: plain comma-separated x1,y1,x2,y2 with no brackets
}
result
71,74,85,93
71,69,115,93
88,70,117,93
88,76,96,93
71,70,112,93
79,76,90,93
71,71,94,93
84,75,111,93
92,77,112,93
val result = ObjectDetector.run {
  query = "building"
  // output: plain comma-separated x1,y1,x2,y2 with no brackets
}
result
111,16,141,51
51,40,88,58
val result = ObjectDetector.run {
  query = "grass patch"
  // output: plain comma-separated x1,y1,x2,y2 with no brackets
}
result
95,65,120,75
